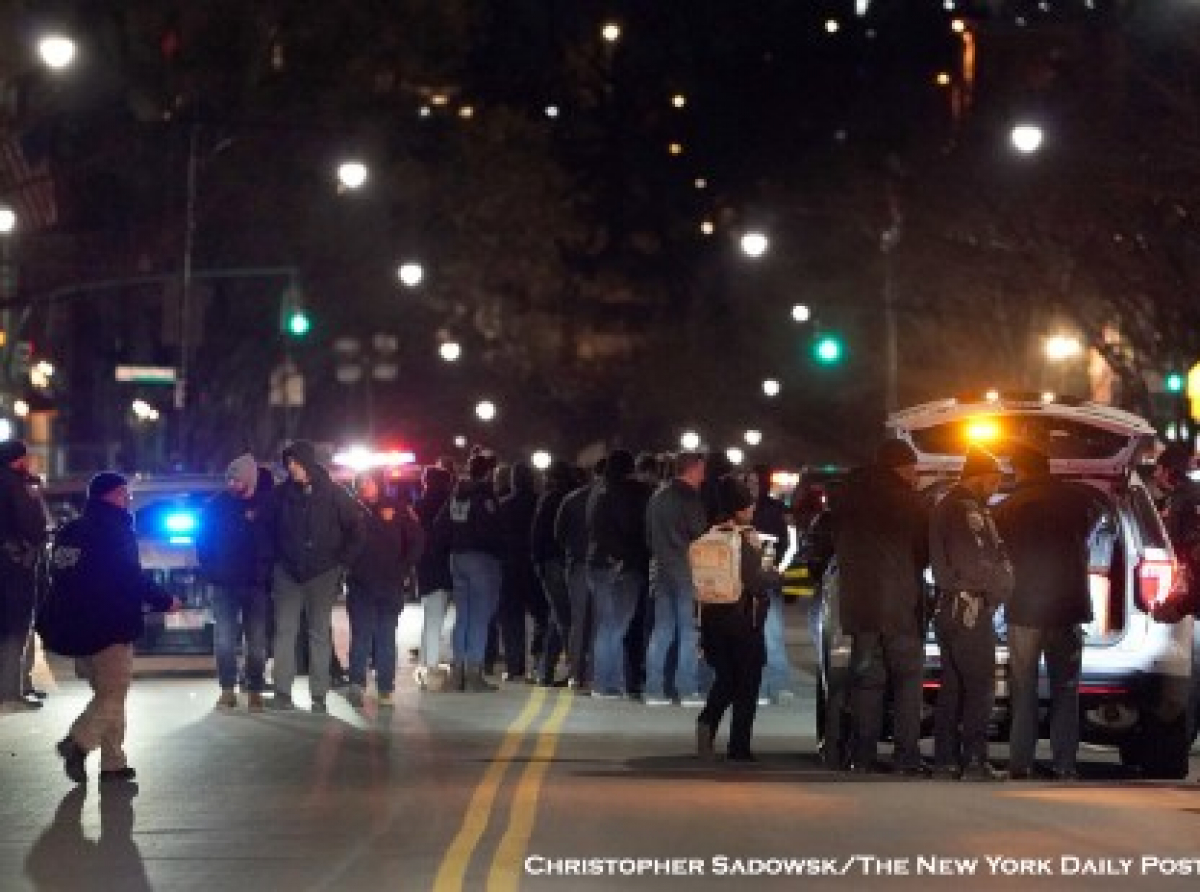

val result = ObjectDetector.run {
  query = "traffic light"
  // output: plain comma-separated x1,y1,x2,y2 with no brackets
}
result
280,284,311,338
813,333,844,365
1166,371,1185,393
286,309,311,338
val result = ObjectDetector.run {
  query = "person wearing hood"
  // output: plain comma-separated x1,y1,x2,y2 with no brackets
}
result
260,440,366,712
414,464,454,690
39,473,181,783
833,439,929,776
0,439,49,712
433,452,504,692
498,461,545,682
197,454,275,711
345,473,424,707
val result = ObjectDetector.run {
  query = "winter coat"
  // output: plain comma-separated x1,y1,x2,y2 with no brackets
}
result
532,484,571,565
699,525,776,651
37,499,172,657
993,477,1098,628
646,478,707,582
260,460,365,584
434,479,503,558
415,483,453,595
834,466,929,636
554,484,593,565
0,465,48,570
586,476,653,571
349,500,425,593
929,483,1013,607
196,467,274,586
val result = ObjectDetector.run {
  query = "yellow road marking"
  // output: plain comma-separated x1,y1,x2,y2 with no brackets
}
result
487,689,575,892
432,688,548,892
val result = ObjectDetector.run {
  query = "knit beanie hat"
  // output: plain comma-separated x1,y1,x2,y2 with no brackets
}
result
226,453,259,491
0,439,28,465
961,446,1001,479
88,471,129,501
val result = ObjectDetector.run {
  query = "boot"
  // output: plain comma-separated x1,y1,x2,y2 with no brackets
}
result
696,721,715,761
447,661,465,692
464,663,498,693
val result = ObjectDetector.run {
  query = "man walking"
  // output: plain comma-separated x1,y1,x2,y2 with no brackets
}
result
929,446,1013,781
994,444,1098,780
555,461,601,691
746,463,796,705
262,441,365,712
833,439,929,775
197,453,274,711
0,439,49,712
644,451,707,706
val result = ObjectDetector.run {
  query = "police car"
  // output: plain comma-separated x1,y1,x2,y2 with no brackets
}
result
43,474,226,656
815,393,1199,778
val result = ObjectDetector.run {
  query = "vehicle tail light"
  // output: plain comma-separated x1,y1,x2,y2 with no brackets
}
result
1135,548,1175,612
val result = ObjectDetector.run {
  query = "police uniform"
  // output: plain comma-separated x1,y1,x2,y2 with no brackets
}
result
928,448,1013,779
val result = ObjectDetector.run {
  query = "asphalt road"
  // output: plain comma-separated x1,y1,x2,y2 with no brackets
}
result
0,601,1197,892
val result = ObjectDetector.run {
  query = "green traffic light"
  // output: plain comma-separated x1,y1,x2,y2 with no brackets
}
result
814,335,843,364
287,310,311,337
1166,372,1185,393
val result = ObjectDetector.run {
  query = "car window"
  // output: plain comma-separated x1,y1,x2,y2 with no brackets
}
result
1128,485,1168,551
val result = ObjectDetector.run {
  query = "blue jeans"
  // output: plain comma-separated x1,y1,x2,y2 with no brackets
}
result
211,583,268,693
589,565,643,695
760,586,795,698
565,560,593,684
346,581,402,694
645,574,700,699
450,552,502,666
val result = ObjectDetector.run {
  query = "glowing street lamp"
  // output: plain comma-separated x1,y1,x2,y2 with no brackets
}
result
454,435,468,449
726,447,745,465
337,160,368,190
762,378,781,397
1010,124,1044,155
741,231,769,258
397,262,424,288
0,206,15,234
791,304,811,323
439,341,462,362
680,430,702,451
531,450,552,471
475,400,497,422
601,23,621,43
38,34,76,70
744,429,763,446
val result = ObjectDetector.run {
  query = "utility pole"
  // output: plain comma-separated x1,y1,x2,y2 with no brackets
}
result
175,123,200,463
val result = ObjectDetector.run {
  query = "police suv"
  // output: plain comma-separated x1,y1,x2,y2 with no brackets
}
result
815,394,1199,778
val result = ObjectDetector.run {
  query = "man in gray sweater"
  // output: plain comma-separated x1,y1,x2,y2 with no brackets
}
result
644,452,708,705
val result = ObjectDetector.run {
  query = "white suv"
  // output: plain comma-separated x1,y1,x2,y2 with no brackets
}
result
816,394,1199,778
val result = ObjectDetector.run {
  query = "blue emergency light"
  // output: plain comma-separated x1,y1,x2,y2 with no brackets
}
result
164,512,198,535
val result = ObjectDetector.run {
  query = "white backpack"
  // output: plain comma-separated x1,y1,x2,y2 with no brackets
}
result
688,525,749,604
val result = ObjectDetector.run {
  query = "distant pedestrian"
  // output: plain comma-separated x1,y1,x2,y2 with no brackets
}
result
555,461,603,691
196,454,274,711
261,441,366,713
531,460,576,686
0,439,49,713
644,451,707,706
434,452,504,692
994,444,1099,781
498,462,544,682
746,464,797,705
833,439,929,776
345,474,424,707
38,472,182,783
695,476,778,762
414,465,455,691
929,446,1013,782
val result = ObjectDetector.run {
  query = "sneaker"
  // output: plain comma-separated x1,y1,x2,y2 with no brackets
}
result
642,695,673,707
247,692,265,712
696,721,715,761
590,690,624,700
757,696,771,707
270,693,295,711
56,737,87,784
378,692,395,707
99,766,137,782
311,697,328,714
216,689,238,709
679,694,706,708
345,685,364,708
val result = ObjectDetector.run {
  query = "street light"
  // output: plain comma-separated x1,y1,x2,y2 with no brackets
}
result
397,262,424,288
744,429,763,446
791,304,811,323
762,378,781,397
439,341,462,362
726,447,745,466
680,430,702,451
601,23,622,43
337,161,368,190
531,450,552,471
740,231,769,258
0,207,15,234
475,399,497,422
1010,124,1044,155
38,34,76,70
454,435,468,449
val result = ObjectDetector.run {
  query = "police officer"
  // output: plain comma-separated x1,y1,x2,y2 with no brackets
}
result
929,446,1013,781
0,440,49,712
1153,444,1200,620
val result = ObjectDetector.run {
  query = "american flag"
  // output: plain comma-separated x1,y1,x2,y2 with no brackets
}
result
0,133,58,232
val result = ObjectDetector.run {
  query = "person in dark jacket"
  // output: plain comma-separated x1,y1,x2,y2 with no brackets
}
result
261,440,366,712
414,465,454,690
554,460,602,690
833,439,929,775
1153,443,1200,619
747,463,796,705
696,476,778,762
497,462,544,682
531,460,575,686
0,439,49,712
994,443,1098,780
433,452,504,692
929,446,1013,782
586,450,653,699
43,473,181,784
197,455,274,711
345,473,424,707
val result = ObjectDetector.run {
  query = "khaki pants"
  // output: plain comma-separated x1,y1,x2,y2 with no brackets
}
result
70,643,133,770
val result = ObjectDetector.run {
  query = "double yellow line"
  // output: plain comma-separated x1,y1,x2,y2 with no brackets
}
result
433,687,574,892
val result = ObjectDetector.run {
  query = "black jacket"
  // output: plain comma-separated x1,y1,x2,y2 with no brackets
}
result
586,477,652,570
993,477,1097,627
37,499,172,657
834,466,929,636
0,465,48,570
554,483,593,565
929,483,1013,607
260,463,365,584
532,484,571,564
500,479,539,568
196,468,274,586
699,526,776,648
415,482,453,594
349,499,424,589
434,479,503,558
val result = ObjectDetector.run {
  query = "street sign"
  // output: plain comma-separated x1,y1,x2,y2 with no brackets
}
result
115,365,177,383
